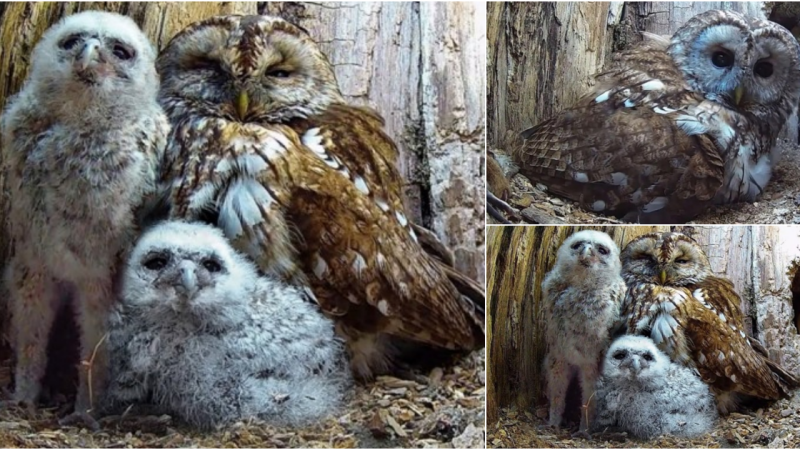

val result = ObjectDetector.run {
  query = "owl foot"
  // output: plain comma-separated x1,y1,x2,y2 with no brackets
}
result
0,399,37,417
58,409,100,431
571,429,592,440
487,192,518,224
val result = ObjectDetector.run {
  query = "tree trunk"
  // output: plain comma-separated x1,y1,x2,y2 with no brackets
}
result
262,2,486,282
0,1,485,287
486,225,800,425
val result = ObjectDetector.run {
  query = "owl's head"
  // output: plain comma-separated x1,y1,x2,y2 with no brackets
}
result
157,15,344,124
668,9,754,105
603,335,670,381
621,232,712,286
28,11,158,111
554,230,621,278
122,221,257,326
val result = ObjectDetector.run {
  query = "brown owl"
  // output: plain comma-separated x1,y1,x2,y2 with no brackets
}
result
512,9,800,223
154,15,484,379
620,232,798,413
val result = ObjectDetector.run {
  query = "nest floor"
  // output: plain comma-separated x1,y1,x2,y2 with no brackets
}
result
0,350,485,448
488,393,800,448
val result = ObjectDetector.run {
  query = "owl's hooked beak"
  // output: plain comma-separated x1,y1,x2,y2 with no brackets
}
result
178,261,199,301
658,270,667,285
733,85,744,106
76,38,105,71
235,91,250,121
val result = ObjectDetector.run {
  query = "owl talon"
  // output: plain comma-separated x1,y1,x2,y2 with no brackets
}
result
58,410,101,431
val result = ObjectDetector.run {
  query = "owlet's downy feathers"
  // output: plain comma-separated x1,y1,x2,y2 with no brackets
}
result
1,10,168,418
152,14,485,378
513,9,800,223
106,222,351,429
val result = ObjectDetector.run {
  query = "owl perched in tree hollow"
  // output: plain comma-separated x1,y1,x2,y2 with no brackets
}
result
542,230,626,431
153,15,484,379
1,11,167,420
595,335,718,439
513,9,800,223
106,222,350,430
620,232,798,414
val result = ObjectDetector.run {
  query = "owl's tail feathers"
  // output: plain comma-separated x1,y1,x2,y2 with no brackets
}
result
410,223,455,267
748,336,800,395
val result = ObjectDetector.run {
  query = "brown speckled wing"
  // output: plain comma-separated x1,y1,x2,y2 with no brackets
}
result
513,46,725,223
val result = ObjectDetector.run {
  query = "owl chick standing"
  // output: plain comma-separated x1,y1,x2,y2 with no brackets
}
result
595,335,718,439
1,11,167,417
542,230,625,431
154,15,484,378
106,222,350,429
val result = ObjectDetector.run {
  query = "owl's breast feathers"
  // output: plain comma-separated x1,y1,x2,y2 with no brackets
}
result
624,280,796,401
513,48,729,223
163,104,483,352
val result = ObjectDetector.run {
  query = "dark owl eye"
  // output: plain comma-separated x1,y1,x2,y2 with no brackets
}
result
643,353,654,362
613,351,627,360
60,35,82,50
112,44,134,61
597,245,609,255
267,69,291,78
754,61,773,78
711,50,734,68
676,258,689,264
571,240,582,250
202,259,222,273
143,255,169,271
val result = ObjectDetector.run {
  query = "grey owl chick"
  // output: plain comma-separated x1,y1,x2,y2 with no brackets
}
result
1,11,168,416
595,335,718,439
542,230,625,431
106,221,351,430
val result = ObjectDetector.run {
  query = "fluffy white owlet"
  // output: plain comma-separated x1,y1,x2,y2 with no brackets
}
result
513,10,800,223
595,335,718,439
620,232,798,414
105,221,351,430
1,11,168,418
542,230,626,431
152,14,484,379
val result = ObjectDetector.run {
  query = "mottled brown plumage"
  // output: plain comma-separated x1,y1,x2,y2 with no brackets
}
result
621,232,798,413
155,15,484,378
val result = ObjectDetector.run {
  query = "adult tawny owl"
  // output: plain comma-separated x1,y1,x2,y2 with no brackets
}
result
512,9,800,223
154,15,484,378
620,232,798,413
106,222,350,429
1,11,167,419
543,230,625,431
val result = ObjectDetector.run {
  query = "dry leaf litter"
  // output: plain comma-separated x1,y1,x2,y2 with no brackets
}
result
0,342,485,449
488,393,800,449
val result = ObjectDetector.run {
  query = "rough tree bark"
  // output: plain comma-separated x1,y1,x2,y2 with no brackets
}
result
487,1,798,147
0,2,485,286
486,225,800,425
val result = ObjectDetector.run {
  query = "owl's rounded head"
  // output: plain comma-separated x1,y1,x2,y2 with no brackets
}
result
157,14,344,124
28,11,158,111
122,221,258,325
554,230,620,276
621,232,712,286
604,335,670,381
668,9,753,105
740,18,800,116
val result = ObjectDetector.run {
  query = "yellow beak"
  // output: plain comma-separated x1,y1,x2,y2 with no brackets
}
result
733,85,744,106
659,270,667,285
235,91,249,121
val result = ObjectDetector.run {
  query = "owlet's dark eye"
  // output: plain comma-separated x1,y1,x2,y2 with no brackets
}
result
571,241,582,250
203,259,222,273
267,69,291,78
754,61,773,78
643,353,654,362
112,44,134,61
60,35,82,50
711,50,734,68
613,351,627,360
597,245,609,255
143,255,169,271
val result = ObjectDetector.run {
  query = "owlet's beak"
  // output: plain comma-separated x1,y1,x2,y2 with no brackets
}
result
733,85,744,106
76,38,104,71
235,91,250,121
